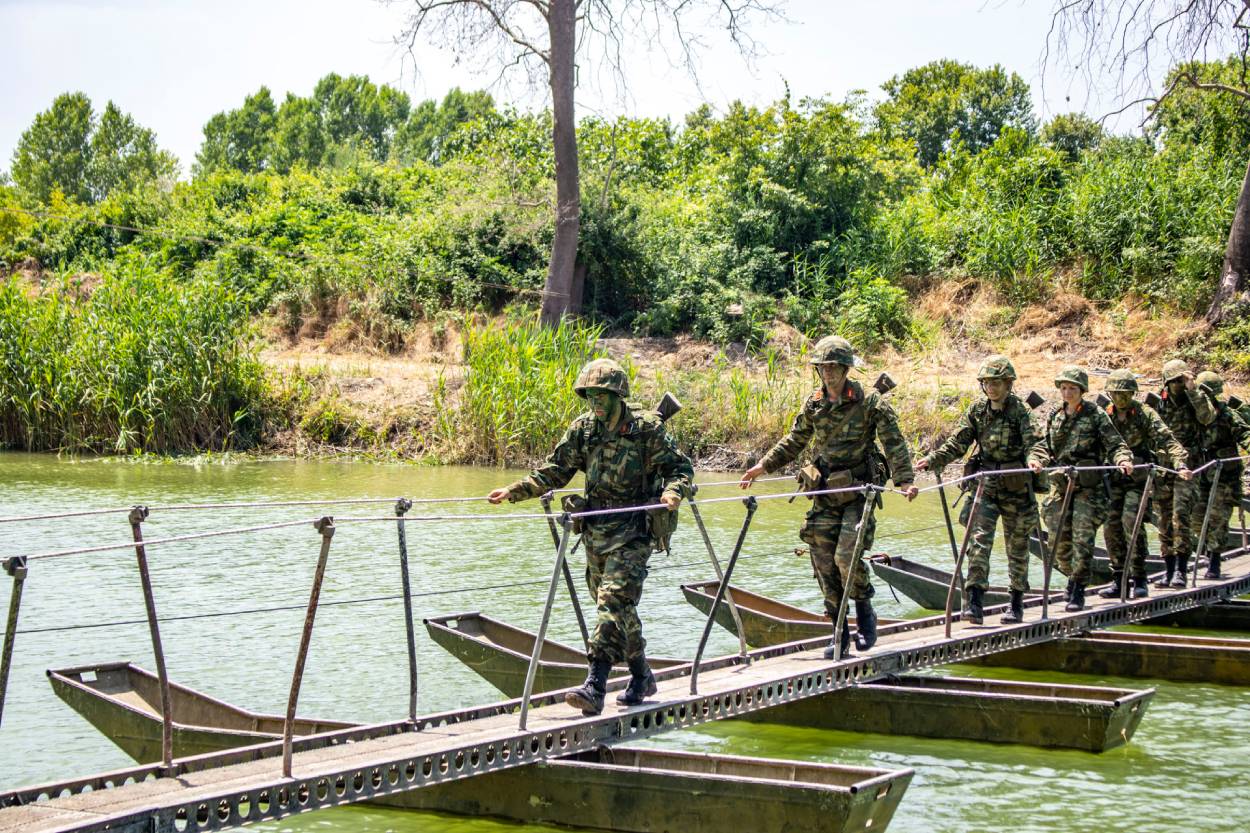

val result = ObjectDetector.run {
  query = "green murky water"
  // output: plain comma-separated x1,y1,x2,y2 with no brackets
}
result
0,455,1245,833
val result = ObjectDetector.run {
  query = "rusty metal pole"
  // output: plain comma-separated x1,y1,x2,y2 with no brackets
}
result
830,489,878,662
1192,461,1223,588
540,493,590,650
1120,468,1156,603
936,483,966,588
0,556,28,729
944,477,985,638
394,498,418,722
283,516,335,777
1040,470,1077,619
129,506,174,770
687,491,749,660
519,515,572,730
690,496,757,694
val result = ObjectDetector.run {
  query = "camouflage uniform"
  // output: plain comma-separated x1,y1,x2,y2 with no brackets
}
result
1035,367,1133,587
924,391,1045,593
1151,360,1216,584
504,364,693,666
1192,372,1250,576
758,378,914,618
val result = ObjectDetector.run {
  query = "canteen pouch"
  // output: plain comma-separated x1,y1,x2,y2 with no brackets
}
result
1077,468,1103,489
560,494,588,534
796,462,825,496
647,504,679,553
1131,455,1150,484
1000,471,1031,492
824,468,858,505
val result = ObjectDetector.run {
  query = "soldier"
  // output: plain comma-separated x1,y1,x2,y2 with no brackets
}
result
1192,371,1250,579
915,356,1045,625
1033,366,1133,612
488,358,693,716
1150,360,1216,588
739,336,917,658
1098,369,1191,599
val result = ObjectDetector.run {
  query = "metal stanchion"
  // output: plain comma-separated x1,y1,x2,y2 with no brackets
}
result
691,496,757,694
936,482,966,588
944,477,985,638
394,498,418,721
0,556,28,729
519,515,572,730
1120,468,1155,603
830,489,878,661
688,492,749,659
1041,469,1078,618
129,506,174,770
283,516,335,777
541,493,590,650
1192,461,1223,588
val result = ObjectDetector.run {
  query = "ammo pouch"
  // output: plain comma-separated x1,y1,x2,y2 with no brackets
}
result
647,504,679,553
823,469,859,505
1130,455,1151,484
796,462,824,495
1051,462,1101,491
560,494,587,534
981,460,1029,493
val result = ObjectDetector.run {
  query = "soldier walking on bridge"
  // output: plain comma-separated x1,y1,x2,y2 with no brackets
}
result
1150,360,1216,588
740,336,917,659
1035,366,1133,612
1099,369,1190,599
489,358,693,716
915,356,1045,625
1192,371,1250,579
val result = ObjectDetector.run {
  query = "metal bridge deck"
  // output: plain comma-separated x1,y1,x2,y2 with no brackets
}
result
4,550,1249,833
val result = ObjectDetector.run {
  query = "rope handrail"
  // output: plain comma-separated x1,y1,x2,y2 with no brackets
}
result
18,518,320,562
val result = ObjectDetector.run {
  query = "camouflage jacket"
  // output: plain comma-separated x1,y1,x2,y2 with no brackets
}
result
1106,402,1187,469
1154,387,1216,459
505,402,694,550
925,394,1045,472
1034,400,1133,469
1196,396,1250,474
759,381,915,485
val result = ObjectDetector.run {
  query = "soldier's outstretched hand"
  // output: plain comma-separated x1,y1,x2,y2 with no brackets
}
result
900,483,919,501
1119,461,1135,477
914,457,930,472
660,494,681,510
1028,460,1043,473
1179,467,1194,481
487,488,510,504
740,464,765,488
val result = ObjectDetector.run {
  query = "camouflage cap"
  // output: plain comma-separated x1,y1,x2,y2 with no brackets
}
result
573,358,630,398
1161,359,1190,383
976,355,1017,381
1054,365,1089,392
810,335,862,367
1196,370,1224,397
1104,369,1138,393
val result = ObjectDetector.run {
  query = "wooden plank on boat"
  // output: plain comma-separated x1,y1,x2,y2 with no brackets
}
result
743,675,1152,752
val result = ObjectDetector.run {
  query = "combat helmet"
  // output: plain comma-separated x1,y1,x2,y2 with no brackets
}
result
976,355,1017,381
573,358,630,398
1161,359,1190,384
1196,370,1224,397
809,335,862,367
1054,365,1089,392
1104,369,1138,393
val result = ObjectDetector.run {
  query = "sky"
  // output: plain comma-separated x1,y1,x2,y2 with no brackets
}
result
0,0,1156,176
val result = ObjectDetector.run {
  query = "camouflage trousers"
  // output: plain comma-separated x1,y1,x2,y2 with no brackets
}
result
957,484,1036,593
1154,475,1199,561
1194,469,1245,559
1044,485,1106,585
584,536,651,664
1105,478,1152,579
799,494,878,618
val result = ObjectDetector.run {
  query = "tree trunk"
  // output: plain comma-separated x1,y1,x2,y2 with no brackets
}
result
1206,156,1250,327
539,0,581,326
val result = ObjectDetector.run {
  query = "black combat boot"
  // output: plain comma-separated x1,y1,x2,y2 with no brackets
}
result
1098,571,1124,599
822,621,852,660
1132,576,1149,598
1065,582,1086,612
853,599,879,650
565,658,612,716
1063,578,1074,603
964,586,984,625
616,655,657,706
1000,590,1025,624
1170,556,1189,588
1154,556,1175,588
1203,553,1222,580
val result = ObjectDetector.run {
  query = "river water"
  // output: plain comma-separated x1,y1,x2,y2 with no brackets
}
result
0,455,1245,833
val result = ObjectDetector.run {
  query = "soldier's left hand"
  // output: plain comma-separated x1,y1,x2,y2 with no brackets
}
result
660,494,681,510
1119,461,1135,477
900,483,919,501
1179,467,1194,481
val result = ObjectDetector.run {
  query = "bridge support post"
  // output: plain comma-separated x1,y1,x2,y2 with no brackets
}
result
936,483,965,589
688,490,749,660
1192,461,1223,587
394,499,418,722
691,496,757,693
540,493,590,651
945,477,985,639
129,506,175,770
283,516,335,777
1121,467,1156,602
0,556,28,729
519,514,572,730
830,489,878,661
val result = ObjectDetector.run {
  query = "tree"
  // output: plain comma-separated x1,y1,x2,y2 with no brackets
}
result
875,60,1036,168
10,92,94,203
270,94,330,173
395,0,782,326
311,73,411,161
1040,112,1105,160
392,88,496,164
1045,0,1250,326
195,87,277,174
88,102,178,201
